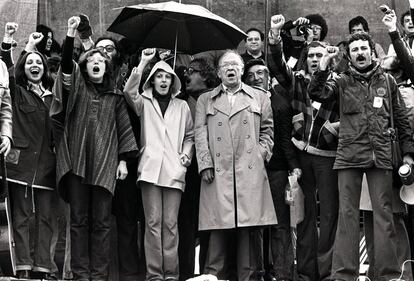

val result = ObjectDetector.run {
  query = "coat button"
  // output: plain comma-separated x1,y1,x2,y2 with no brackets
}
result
246,135,250,139
217,137,221,141
248,164,253,169
218,122,222,126
216,168,221,172
243,120,247,124
216,153,220,157
247,149,252,153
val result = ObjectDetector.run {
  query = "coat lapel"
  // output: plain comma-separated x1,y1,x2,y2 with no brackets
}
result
213,92,231,116
229,93,250,118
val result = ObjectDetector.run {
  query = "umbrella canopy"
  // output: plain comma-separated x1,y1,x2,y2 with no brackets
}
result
107,1,247,55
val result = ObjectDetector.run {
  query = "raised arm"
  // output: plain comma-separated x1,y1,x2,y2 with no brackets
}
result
61,16,80,75
267,14,294,90
308,46,341,102
123,48,156,116
383,10,414,82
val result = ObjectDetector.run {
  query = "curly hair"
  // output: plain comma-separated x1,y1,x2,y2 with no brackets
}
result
346,32,375,57
95,36,125,68
305,14,328,41
190,57,219,88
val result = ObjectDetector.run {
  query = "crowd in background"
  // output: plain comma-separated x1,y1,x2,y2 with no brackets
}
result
2,1,414,281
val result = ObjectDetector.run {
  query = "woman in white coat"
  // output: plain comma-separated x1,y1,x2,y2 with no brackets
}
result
123,48,194,281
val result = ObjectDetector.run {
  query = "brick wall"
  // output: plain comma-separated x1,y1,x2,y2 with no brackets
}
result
37,0,410,55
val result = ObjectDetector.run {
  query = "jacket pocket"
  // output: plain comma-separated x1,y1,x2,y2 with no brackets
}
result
6,137,29,165
342,91,362,114
19,104,36,113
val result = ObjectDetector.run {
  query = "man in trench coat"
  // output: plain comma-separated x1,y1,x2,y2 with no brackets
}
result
194,50,277,281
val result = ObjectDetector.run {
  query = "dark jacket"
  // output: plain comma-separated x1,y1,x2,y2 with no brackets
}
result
267,86,299,171
308,65,414,170
389,30,414,83
50,36,138,198
268,40,340,157
1,46,55,189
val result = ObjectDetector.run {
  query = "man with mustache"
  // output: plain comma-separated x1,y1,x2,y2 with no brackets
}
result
194,50,276,281
267,14,339,281
301,15,414,280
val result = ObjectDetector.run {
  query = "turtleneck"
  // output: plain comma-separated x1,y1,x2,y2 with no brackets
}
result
153,89,171,117
357,62,375,74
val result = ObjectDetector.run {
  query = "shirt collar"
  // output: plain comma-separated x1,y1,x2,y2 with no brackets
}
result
222,83,242,95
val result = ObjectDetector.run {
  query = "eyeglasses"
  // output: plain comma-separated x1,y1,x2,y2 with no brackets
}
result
184,67,202,76
311,25,322,32
96,45,116,53
219,61,241,69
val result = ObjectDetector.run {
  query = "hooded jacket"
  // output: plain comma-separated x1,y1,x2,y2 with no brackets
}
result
124,60,194,191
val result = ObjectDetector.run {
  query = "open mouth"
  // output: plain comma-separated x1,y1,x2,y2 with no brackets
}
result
92,66,100,73
30,67,40,75
227,73,236,78
160,84,168,89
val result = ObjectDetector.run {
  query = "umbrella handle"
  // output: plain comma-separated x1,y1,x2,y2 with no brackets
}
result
173,27,178,70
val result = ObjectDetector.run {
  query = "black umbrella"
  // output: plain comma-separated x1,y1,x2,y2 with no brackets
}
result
107,1,247,56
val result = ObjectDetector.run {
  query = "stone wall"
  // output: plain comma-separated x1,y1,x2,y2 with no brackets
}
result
36,0,412,54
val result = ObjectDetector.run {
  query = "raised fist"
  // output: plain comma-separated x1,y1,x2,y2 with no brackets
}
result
270,15,285,33
4,22,18,37
68,16,81,30
28,32,44,46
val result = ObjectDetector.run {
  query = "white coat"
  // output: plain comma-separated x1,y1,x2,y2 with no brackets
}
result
124,61,194,190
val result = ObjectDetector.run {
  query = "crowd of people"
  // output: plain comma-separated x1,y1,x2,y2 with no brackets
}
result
2,1,414,281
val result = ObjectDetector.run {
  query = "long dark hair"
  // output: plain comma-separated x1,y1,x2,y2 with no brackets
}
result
15,51,54,89
36,24,61,56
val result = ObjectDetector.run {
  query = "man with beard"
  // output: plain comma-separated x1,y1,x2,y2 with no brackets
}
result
178,57,218,280
267,15,339,281
243,58,301,281
302,19,414,280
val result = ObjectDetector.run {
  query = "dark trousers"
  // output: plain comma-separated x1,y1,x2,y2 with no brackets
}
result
265,170,294,280
296,151,338,281
178,160,200,281
364,211,413,281
204,228,264,281
113,162,145,281
332,168,400,281
11,182,54,272
66,174,112,281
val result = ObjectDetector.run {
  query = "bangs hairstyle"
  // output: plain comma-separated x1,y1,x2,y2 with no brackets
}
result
15,51,54,89
78,49,113,81
296,41,328,73
346,32,375,57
